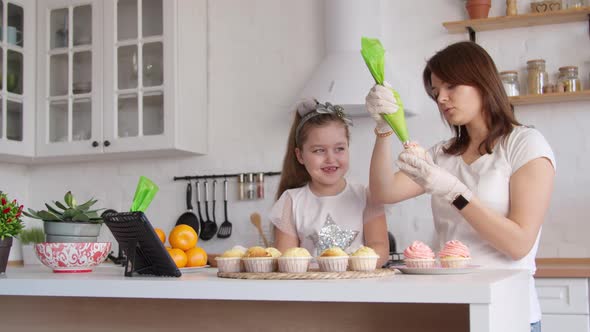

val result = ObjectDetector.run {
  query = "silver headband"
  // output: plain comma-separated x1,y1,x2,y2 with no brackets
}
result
294,100,353,146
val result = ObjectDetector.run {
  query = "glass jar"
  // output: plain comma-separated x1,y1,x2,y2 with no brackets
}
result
566,0,586,8
558,66,582,93
500,71,520,96
526,59,548,95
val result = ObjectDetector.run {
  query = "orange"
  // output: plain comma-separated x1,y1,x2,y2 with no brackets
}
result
168,248,188,268
169,224,198,251
155,228,166,244
185,247,208,267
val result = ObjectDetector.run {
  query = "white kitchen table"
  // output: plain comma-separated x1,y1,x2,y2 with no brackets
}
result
0,265,530,332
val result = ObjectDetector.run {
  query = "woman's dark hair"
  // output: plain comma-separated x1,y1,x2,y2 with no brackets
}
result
275,111,350,200
422,41,520,155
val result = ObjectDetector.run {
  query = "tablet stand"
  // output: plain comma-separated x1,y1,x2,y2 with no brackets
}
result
102,211,181,277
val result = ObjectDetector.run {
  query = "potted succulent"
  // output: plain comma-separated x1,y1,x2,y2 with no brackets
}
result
23,191,104,243
18,227,45,265
0,192,25,273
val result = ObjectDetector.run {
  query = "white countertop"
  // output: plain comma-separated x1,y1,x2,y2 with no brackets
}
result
0,264,529,305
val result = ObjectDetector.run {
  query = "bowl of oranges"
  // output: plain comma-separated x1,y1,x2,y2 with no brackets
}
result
155,225,208,271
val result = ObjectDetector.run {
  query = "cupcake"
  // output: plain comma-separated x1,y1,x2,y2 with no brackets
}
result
278,247,312,273
349,246,380,272
242,246,280,273
438,240,471,268
266,247,282,271
403,241,436,268
215,245,246,273
317,247,349,272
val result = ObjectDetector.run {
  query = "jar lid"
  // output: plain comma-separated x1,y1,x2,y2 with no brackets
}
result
526,59,546,64
499,70,518,75
558,66,578,71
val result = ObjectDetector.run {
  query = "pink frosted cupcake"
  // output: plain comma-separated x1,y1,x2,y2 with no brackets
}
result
403,241,436,268
438,240,471,268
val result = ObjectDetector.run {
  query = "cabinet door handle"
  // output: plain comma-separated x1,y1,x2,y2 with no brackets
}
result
103,140,111,147
92,141,99,147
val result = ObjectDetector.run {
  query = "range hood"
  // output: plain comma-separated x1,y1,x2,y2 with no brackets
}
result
299,0,414,117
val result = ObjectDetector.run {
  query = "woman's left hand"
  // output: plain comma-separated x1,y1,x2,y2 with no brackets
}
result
397,150,472,204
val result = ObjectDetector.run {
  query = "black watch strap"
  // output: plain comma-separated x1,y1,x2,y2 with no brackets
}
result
452,194,469,210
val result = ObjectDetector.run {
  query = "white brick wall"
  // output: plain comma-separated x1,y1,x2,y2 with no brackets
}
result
2,0,589,259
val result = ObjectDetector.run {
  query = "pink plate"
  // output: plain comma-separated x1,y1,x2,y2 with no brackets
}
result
34,242,111,273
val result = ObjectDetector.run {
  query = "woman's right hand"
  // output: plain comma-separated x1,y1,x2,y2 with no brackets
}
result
365,83,403,134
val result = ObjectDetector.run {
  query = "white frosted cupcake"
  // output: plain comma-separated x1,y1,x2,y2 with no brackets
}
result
349,246,380,272
216,246,247,273
316,247,349,272
278,247,312,273
438,240,471,268
403,241,436,268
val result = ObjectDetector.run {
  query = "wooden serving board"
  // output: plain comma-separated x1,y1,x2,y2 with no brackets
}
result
217,268,396,280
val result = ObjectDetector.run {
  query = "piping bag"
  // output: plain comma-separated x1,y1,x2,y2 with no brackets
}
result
360,37,410,146
130,176,159,212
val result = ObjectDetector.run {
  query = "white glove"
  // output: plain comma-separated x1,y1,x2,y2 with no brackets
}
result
397,150,472,204
365,83,403,134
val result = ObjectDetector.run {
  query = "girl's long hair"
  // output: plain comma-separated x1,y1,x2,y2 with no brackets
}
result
275,111,350,200
422,41,520,155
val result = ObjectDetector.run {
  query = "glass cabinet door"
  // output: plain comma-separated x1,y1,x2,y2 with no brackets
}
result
0,1,24,142
46,4,93,143
115,0,164,139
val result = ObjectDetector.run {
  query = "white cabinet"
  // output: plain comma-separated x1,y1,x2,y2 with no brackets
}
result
0,0,35,162
36,0,208,160
536,278,590,332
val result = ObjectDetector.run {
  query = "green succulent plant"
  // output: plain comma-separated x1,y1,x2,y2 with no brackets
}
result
23,191,103,223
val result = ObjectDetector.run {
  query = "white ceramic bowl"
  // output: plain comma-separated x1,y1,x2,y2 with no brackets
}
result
34,242,111,273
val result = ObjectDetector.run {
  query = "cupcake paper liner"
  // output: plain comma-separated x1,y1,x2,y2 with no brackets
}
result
349,256,379,272
404,258,436,268
316,256,349,272
440,257,471,268
215,257,243,273
278,257,312,273
242,257,275,273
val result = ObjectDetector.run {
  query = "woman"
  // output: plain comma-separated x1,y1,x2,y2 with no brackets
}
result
366,41,555,331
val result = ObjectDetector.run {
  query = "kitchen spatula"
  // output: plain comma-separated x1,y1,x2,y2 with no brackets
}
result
217,179,232,238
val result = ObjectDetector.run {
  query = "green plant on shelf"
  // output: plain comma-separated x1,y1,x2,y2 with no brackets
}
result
23,191,103,224
18,227,45,245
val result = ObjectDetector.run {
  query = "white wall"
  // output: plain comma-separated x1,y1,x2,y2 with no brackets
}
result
4,0,590,259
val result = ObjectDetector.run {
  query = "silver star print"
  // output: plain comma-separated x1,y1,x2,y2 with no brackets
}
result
308,214,359,255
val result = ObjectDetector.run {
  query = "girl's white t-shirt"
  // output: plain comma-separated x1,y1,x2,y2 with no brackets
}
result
270,182,383,256
429,126,556,323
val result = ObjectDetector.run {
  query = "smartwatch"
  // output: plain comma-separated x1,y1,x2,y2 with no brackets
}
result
452,194,470,210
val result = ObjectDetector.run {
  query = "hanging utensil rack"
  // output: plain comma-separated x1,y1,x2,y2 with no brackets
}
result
173,171,281,181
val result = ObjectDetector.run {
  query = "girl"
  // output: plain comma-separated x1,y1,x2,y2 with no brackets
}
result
366,41,555,331
271,99,389,266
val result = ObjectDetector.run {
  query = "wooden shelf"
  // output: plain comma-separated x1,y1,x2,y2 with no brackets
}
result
509,90,590,105
443,7,590,33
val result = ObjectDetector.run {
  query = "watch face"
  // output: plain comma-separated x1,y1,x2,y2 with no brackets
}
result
452,194,469,210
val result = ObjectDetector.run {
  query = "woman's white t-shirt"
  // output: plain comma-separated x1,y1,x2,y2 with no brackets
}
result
429,126,555,323
270,182,384,256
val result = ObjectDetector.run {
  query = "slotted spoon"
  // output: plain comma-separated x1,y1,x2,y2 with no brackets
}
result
217,179,232,238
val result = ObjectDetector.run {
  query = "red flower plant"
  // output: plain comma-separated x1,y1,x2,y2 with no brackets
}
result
0,192,25,240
